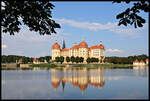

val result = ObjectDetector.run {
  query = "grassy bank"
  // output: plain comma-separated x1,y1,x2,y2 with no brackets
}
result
32,63,133,69
1,63,135,70
29,63,57,68
64,63,133,69
1,67,17,70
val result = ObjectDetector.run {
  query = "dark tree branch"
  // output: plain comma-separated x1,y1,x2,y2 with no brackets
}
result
1,1,61,35
113,0,149,28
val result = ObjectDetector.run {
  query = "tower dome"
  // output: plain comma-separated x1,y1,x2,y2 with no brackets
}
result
71,44,79,49
52,42,60,49
99,44,104,49
79,41,88,48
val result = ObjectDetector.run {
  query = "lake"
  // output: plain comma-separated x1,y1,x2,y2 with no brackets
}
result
1,66,149,99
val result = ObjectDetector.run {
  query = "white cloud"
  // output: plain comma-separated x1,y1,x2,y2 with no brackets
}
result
2,44,7,49
106,48,123,53
56,18,147,37
56,18,115,31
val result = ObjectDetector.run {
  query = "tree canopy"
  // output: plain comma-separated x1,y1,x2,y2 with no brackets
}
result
114,1,149,28
1,1,149,36
1,55,51,63
1,1,60,35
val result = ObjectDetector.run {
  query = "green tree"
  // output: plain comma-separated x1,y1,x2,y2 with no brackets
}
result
22,56,28,64
2,55,7,63
55,57,60,63
29,57,33,63
59,56,64,64
39,57,45,62
26,57,31,63
114,1,149,28
45,56,51,63
86,58,91,64
79,57,84,63
90,58,95,63
66,56,70,63
75,56,80,63
95,58,99,63
1,1,60,35
71,56,75,63
7,55,16,63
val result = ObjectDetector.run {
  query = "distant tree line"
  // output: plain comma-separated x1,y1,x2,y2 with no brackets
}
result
104,54,148,64
1,55,51,63
2,54,148,64
38,56,51,63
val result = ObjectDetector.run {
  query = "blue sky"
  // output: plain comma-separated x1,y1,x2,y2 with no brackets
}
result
2,2,148,57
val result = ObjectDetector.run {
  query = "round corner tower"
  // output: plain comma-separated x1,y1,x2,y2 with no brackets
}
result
52,41,61,60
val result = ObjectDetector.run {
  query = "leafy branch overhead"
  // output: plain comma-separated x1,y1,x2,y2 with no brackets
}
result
113,1,149,28
1,1,61,35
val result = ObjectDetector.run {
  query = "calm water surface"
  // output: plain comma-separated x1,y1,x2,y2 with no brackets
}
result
2,66,149,99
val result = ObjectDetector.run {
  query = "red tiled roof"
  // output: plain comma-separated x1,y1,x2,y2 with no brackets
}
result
99,44,104,49
61,48,69,51
19,58,22,62
70,45,79,49
133,60,145,63
140,60,144,63
78,41,88,48
89,44,104,50
145,58,149,62
52,42,60,49
133,59,139,63
33,58,38,62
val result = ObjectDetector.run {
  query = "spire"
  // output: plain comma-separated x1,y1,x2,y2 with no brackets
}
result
62,39,66,49
100,41,102,44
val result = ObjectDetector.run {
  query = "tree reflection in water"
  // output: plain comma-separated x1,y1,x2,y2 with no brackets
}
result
50,67,105,94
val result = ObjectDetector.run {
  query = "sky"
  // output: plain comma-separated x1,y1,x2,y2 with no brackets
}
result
2,2,149,57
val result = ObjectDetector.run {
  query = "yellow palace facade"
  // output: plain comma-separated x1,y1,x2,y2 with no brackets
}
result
51,40,105,63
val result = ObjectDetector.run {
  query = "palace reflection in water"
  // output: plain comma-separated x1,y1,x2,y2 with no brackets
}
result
2,66,148,99
50,67,105,94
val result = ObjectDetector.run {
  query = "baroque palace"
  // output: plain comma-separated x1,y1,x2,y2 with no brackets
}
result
52,40,105,63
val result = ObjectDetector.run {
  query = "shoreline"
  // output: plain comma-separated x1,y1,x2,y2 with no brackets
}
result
1,63,148,70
